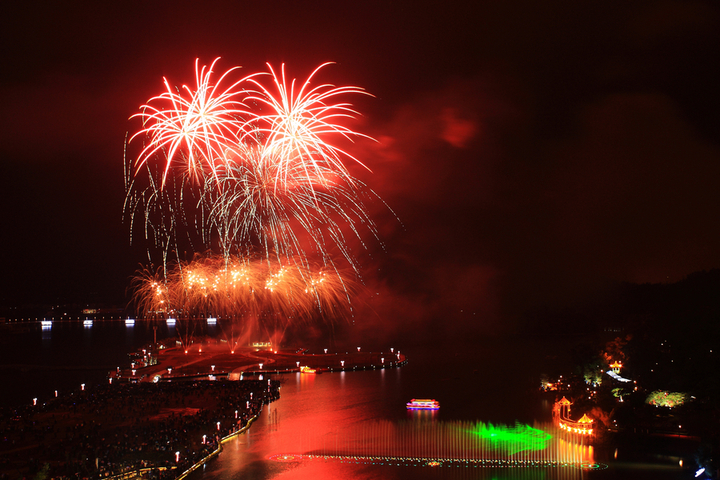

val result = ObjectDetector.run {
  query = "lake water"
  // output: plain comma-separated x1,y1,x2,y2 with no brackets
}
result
0,321,692,479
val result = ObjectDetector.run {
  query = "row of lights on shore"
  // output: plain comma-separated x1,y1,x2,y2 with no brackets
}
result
147,346,402,379
12,317,127,323
558,422,593,435
39,317,223,329
31,383,86,406
22,315,305,324
38,322,404,368
39,317,404,330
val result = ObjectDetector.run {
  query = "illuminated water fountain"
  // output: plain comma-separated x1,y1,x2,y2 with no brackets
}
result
272,420,604,472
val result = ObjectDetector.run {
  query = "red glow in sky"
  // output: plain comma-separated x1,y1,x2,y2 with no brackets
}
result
1,1,719,339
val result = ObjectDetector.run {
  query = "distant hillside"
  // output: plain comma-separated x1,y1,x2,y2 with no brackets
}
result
520,269,720,337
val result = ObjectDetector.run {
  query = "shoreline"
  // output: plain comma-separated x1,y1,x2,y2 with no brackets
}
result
0,342,407,480
174,413,259,480
0,380,279,480
114,338,407,384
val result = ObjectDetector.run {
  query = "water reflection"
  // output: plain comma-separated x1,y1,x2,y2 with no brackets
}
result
41,325,52,342
191,368,601,480
0,324,689,479
82,322,93,351
408,408,439,421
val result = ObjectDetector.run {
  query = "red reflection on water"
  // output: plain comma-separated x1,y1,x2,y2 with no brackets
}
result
273,375,378,456
239,372,592,463
407,407,439,421
193,366,596,480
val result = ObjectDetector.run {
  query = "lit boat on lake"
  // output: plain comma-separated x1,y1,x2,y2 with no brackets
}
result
406,399,440,410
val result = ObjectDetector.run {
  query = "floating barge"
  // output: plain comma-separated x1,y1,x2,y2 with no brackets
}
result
406,399,440,410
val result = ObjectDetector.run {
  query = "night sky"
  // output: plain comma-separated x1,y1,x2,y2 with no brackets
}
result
1,1,719,341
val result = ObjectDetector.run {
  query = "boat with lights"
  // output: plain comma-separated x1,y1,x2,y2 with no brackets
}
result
406,399,440,410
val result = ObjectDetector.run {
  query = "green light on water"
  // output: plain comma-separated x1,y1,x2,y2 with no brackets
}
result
465,422,552,455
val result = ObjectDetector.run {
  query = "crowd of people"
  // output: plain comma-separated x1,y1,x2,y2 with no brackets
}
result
0,378,280,480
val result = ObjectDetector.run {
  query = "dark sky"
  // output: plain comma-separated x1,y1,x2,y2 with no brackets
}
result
1,1,719,339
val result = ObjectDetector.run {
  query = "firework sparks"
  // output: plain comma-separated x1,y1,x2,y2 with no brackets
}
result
130,58,259,185
131,254,354,329
240,62,373,190
205,144,378,270
126,59,388,335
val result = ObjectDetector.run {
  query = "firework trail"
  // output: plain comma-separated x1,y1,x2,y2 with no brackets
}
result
130,58,258,185
125,58,388,335
239,62,372,190
205,144,378,272
126,59,380,266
